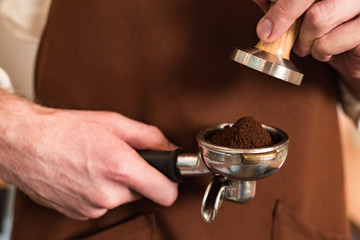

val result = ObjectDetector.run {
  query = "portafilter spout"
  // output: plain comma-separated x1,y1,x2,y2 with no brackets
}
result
139,123,289,223
229,0,303,85
201,177,256,223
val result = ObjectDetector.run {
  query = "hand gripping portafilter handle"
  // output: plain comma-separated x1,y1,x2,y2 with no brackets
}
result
138,149,185,183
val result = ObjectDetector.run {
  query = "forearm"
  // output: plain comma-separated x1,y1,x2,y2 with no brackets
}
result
0,89,39,184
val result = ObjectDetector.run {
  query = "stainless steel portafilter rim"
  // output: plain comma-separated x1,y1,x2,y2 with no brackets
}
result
197,123,289,155
196,123,289,181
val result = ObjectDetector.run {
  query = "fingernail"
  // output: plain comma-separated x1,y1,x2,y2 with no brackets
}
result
257,18,273,39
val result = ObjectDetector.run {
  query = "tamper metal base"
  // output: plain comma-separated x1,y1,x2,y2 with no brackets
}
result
230,47,303,86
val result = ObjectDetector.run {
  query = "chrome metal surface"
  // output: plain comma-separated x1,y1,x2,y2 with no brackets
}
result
201,176,257,222
197,123,289,222
177,153,211,176
230,47,303,85
201,176,227,223
224,180,256,204
197,123,289,181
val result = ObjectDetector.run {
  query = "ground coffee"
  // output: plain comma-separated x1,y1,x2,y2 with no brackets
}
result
209,116,273,148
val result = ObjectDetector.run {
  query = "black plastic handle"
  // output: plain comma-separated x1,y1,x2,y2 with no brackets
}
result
138,149,184,183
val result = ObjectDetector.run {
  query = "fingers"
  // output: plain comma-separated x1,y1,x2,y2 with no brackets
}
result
124,124,175,151
100,114,179,205
68,111,178,205
11,108,178,221
294,0,360,57
309,16,360,62
26,176,143,220
256,0,315,42
92,112,176,151
26,189,105,220
70,111,178,205
109,141,178,207
87,180,143,210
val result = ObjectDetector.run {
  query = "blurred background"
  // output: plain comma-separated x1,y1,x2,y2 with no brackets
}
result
0,0,359,239
340,109,360,239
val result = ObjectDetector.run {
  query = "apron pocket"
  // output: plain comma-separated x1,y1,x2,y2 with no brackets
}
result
272,201,349,240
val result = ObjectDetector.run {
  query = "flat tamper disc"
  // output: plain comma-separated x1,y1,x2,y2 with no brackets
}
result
230,47,303,86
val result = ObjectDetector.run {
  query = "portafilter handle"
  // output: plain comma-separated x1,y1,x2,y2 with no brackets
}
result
138,149,211,183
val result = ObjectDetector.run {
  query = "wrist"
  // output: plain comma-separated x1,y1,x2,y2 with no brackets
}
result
0,90,48,185
0,89,45,125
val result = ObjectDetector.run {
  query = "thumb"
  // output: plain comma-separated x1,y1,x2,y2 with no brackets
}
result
256,0,314,42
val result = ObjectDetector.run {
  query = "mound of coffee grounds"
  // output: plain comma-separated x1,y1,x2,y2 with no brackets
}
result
209,116,273,148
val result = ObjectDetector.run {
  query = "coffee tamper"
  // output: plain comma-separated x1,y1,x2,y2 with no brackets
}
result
140,123,289,223
229,0,303,85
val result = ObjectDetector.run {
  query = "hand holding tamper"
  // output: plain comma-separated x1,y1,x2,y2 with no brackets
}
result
230,0,303,85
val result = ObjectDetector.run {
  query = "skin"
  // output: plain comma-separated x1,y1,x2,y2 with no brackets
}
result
1,0,358,221
0,90,178,220
253,0,360,98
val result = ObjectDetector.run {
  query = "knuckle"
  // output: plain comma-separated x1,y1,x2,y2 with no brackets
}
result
102,111,122,123
293,40,310,57
91,192,121,209
108,169,131,184
146,125,165,141
101,196,121,209
271,1,291,21
304,4,328,32
313,37,329,54
147,125,161,135
312,37,332,62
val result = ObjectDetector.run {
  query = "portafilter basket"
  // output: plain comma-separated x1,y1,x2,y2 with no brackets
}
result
139,123,289,223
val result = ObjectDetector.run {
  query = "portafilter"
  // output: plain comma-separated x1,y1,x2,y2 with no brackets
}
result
139,123,289,223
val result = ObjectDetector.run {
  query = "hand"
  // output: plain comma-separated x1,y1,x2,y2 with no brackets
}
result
0,91,178,220
252,0,360,96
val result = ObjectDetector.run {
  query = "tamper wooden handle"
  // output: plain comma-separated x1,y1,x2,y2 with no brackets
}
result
255,1,301,60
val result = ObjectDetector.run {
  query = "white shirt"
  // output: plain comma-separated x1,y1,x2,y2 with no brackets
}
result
0,0,50,95
0,0,51,42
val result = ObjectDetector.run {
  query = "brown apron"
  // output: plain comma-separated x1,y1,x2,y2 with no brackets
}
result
11,0,350,239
